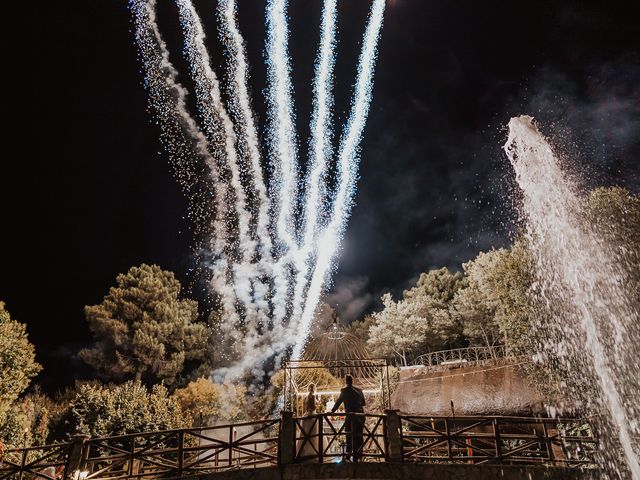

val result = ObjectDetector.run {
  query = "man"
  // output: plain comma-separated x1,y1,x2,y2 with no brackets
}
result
331,375,366,462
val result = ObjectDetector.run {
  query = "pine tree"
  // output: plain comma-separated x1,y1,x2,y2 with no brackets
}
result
0,301,41,419
79,264,208,385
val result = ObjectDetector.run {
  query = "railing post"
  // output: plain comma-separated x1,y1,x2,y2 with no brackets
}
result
445,418,452,460
65,434,89,480
542,420,565,464
178,430,184,475
19,448,26,480
228,426,234,467
318,414,324,463
279,411,296,465
493,418,502,464
384,410,403,462
127,436,135,477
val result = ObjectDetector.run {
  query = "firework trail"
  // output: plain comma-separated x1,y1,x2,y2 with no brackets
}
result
265,0,300,327
176,0,262,323
290,0,338,328
265,0,299,251
217,0,273,316
129,0,239,324
130,0,385,380
292,0,385,360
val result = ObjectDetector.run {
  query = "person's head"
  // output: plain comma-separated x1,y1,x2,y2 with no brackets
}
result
308,383,315,393
345,375,353,386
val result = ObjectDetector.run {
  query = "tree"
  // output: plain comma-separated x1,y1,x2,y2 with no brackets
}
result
367,293,427,365
172,377,247,425
454,241,536,355
0,302,41,419
0,394,49,448
402,268,466,350
367,268,466,365
63,381,186,439
582,186,640,253
348,315,376,343
79,264,208,385
453,249,504,348
582,186,640,297
404,268,464,305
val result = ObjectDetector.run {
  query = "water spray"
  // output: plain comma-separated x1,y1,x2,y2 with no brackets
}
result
506,116,640,480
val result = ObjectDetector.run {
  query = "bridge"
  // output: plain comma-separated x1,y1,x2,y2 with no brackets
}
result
1,411,597,480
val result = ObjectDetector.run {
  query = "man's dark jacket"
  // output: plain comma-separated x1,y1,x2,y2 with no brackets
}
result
332,385,366,413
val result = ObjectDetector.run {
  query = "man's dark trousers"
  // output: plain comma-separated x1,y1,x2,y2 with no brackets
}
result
332,384,366,462
345,413,364,462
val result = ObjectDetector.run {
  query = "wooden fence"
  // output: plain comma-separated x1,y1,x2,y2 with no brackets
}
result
293,413,386,463
1,413,596,479
400,415,595,466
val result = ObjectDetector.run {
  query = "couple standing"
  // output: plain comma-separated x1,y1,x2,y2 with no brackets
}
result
301,375,366,462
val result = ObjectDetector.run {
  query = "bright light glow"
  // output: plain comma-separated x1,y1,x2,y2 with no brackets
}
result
265,0,299,254
218,0,273,269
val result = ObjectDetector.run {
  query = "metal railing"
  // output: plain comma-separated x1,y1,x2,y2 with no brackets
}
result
411,345,509,368
1,413,596,479
400,415,596,466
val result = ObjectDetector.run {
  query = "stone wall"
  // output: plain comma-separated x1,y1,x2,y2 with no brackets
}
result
391,360,547,416
185,463,597,480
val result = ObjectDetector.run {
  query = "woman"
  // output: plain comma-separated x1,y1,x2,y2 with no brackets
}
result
298,383,319,460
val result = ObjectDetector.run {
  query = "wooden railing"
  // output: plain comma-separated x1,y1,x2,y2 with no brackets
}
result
0,442,73,480
1,413,596,479
1,419,279,480
293,413,386,463
400,415,596,467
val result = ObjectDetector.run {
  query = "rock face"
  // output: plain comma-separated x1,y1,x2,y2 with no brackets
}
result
391,360,546,416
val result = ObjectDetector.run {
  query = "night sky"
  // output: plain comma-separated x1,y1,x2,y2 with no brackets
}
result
4,1,639,391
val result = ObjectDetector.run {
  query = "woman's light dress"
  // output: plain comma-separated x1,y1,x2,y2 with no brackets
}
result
298,393,319,460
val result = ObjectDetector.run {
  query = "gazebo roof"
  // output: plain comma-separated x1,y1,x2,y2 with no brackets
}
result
298,319,381,381
302,319,372,362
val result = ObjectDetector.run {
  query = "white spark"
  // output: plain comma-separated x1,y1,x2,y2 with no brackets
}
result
218,0,273,271
176,0,262,325
290,0,338,328
292,0,385,360
129,0,239,324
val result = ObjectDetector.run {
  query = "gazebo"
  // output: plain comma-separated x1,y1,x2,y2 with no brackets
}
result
283,319,390,414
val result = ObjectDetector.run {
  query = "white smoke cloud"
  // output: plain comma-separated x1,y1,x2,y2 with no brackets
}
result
324,275,373,323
